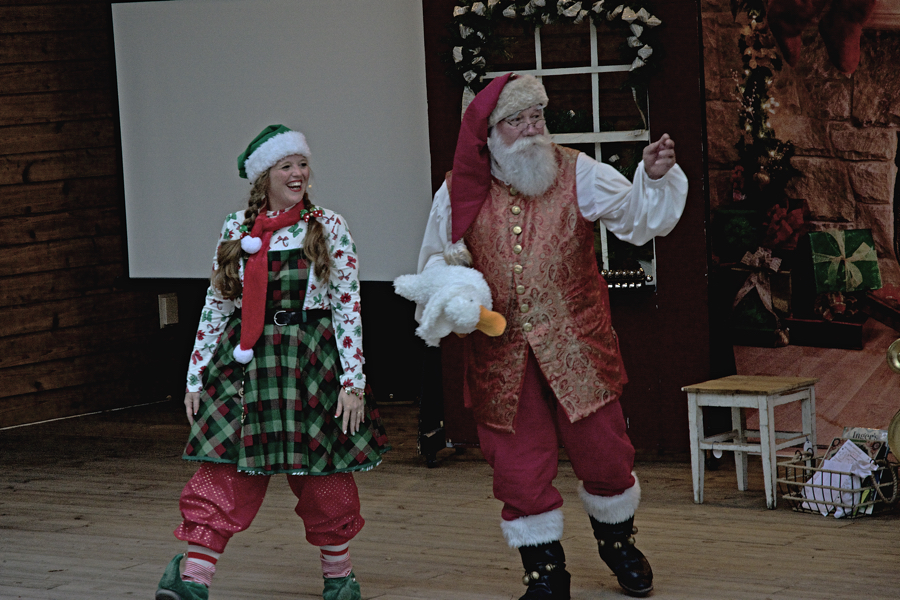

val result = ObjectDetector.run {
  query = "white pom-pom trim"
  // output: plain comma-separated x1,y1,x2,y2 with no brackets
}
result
243,131,311,183
241,236,262,254
233,345,254,364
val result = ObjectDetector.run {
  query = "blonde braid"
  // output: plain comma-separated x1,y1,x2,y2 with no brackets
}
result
212,172,268,299
302,193,332,284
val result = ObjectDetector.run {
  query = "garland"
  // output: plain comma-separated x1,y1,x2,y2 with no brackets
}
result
731,0,802,248
713,0,803,262
446,1,664,100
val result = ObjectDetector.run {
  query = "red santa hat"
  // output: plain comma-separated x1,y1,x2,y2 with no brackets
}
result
450,73,549,243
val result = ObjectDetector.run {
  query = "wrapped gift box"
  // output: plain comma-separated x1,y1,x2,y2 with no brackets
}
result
726,249,791,347
808,229,882,294
730,265,792,317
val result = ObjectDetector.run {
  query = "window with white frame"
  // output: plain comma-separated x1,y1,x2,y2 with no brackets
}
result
480,19,657,290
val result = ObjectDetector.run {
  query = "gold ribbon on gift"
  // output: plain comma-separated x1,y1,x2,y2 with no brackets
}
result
811,230,877,292
733,247,782,312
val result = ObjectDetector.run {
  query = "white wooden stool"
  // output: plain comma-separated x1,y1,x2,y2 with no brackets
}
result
682,375,818,509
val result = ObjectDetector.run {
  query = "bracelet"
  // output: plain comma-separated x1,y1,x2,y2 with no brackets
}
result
343,386,364,398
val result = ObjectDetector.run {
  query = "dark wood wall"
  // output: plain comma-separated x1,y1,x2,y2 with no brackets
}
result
0,0,173,428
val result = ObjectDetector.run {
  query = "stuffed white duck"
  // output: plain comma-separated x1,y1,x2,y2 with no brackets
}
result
394,245,506,347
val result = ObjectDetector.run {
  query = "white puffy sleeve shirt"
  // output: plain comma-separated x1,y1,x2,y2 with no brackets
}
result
417,152,688,278
186,208,365,392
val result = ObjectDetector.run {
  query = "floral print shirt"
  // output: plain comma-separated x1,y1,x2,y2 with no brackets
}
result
186,207,365,392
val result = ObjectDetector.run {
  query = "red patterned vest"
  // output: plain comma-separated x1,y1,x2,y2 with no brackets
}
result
449,145,627,433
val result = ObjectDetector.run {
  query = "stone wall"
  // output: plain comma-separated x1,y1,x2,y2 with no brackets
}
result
701,0,900,285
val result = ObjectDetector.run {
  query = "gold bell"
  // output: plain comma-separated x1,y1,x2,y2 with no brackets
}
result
887,339,900,373
613,541,622,549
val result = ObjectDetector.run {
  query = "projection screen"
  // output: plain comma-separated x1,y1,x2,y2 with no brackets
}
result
112,0,433,280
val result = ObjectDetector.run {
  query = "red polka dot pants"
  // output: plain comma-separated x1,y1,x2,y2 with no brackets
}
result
173,462,364,552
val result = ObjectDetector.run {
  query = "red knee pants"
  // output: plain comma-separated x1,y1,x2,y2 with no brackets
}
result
173,462,364,553
477,351,636,522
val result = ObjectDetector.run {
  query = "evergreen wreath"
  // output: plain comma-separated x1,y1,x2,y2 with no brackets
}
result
445,1,665,104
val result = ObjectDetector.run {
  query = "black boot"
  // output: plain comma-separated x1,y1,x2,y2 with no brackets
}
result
590,516,653,597
517,541,571,600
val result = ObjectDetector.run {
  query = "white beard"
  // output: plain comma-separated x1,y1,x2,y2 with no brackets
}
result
488,128,558,197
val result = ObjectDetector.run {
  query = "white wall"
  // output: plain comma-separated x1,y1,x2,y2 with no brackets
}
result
112,0,432,280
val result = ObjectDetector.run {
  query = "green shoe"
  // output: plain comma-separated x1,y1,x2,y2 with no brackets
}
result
323,572,361,600
155,554,209,600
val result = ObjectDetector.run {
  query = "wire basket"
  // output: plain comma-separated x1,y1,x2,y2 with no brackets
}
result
777,451,899,518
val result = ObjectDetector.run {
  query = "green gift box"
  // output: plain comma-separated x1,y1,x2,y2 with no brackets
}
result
809,229,882,293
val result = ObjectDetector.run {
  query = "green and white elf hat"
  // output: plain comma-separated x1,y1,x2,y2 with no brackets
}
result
237,124,311,183
236,124,312,256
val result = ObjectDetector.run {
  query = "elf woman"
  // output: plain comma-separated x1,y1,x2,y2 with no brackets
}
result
156,125,390,600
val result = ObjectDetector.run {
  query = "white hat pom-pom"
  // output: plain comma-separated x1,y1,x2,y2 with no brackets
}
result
233,345,254,364
241,236,262,254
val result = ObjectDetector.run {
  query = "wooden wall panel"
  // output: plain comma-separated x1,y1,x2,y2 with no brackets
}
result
0,178,120,218
1,292,156,337
0,119,116,155
0,0,170,428
0,235,122,277
0,60,114,95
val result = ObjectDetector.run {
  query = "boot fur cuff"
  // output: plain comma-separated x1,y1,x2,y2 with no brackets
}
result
500,509,564,548
578,473,641,524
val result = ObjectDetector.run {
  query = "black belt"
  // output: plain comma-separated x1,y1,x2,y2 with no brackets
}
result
236,308,331,326
270,309,330,326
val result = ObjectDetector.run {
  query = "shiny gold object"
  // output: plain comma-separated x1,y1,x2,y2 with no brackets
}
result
512,225,523,235
513,244,523,254
889,410,900,462
511,206,521,215
613,541,622,549
513,264,523,274
887,338,900,374
520,303,530,313
516,285,525,294
523,322,533,332
510,187,519,195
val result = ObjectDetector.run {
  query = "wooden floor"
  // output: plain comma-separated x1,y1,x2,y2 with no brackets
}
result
734,318,900,445
1,398,899,600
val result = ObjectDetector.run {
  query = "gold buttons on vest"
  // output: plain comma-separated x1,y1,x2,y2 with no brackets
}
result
512,225,523,235
513,244,523,254
513,264,523,274
523,322,533,333
516,285,525,295
511,206,521,215
520,303,530,313
509,187,519,196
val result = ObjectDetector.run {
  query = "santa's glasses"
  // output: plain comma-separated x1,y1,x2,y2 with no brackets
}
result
503,111,545,130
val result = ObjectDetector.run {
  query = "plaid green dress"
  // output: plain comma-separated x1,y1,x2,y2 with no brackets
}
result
183,248,390,475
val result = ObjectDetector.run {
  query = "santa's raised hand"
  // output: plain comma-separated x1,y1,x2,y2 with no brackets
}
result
643,133,676,180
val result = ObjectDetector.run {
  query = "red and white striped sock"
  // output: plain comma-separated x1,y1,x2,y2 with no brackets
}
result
320,542,352,579
182,544,221,588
